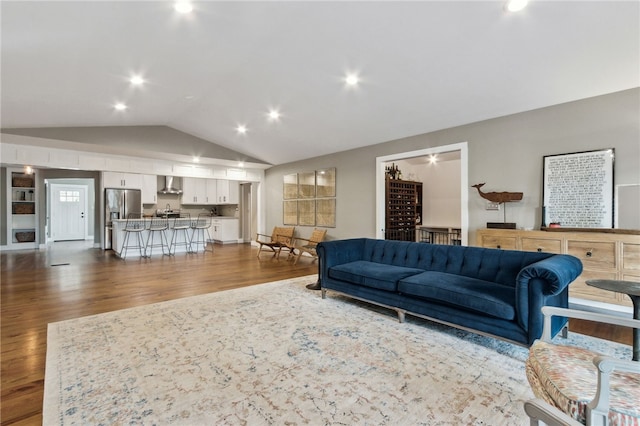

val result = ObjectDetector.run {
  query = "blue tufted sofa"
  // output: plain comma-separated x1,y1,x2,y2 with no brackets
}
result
316,238,583,346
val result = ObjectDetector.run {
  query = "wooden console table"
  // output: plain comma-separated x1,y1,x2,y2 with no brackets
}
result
476,229,640,309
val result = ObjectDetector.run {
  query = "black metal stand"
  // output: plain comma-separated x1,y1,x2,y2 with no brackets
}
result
306,255,322,290
306,280,321,290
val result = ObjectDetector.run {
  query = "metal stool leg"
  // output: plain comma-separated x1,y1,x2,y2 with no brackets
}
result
169,214,193,255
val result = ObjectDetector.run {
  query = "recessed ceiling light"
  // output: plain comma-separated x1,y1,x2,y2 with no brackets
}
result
238,162,245,168
114,103,128,111
505,0,529,12
236,125,248,135
193,157,200,163
268,110,281,121
130,75,145,86
345,73,360,86
429,154,438,165
174,1,193,14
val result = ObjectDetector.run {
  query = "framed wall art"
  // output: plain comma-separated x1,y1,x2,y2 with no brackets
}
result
298,200,316,226
543,148,614,228
316,198,336,227
283,200,298,225
316,168,336,198
298,171,316,198
281,167,336,227
283,174,298,200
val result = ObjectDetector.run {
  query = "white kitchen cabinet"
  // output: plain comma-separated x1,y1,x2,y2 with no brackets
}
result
205,179,217,204
181,177,206,204
141,174,157,204
103,172,142,189
216,180,239,204
211,218,239,243
182,177,218,204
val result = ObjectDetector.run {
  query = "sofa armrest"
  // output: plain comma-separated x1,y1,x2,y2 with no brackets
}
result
515,255,582,342
317,239,367,283
517,255,583,296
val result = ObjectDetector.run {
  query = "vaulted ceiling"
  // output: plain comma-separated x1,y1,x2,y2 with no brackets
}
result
2,1,638,166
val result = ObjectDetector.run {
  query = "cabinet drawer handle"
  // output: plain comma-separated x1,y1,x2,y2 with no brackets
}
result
496,245,501,249
586,250,593,258
537,248,542,252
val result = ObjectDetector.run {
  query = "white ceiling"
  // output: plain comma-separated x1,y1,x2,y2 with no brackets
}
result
2,1,638,166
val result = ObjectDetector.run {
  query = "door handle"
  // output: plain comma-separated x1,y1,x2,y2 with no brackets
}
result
81,212,85,218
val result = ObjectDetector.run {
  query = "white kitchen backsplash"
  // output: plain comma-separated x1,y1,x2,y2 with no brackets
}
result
143,193,238,217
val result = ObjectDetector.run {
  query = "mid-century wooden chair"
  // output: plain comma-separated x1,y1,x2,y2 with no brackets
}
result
291,228,327,264
256,226,295,258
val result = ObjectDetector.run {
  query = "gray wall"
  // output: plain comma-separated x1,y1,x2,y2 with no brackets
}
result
264,88,640,243
0,167,6,245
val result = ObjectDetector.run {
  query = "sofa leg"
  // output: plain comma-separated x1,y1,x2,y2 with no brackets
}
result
397,309,406,323
321,289,326,299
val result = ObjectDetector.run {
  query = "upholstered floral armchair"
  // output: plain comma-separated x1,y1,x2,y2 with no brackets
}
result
525,306,640,426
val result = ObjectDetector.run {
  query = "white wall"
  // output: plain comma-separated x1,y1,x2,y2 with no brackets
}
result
390,158,461,228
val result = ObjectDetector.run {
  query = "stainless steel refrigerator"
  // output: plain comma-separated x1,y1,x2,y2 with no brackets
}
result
104,188,142,249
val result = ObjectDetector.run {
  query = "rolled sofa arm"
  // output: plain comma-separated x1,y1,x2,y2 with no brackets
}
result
515,255,582,342
317,239,366,269
517,254,583,296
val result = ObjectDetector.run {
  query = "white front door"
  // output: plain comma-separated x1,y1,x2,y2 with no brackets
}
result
51,184,87,241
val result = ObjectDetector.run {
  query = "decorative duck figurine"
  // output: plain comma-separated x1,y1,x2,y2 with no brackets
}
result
472,183,523,203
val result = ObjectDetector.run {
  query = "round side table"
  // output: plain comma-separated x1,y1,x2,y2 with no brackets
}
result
586,279,640,361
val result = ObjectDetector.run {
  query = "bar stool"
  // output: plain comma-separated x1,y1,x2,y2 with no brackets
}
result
169,213,192,255
121,212,146,260
145,216,170,257
190,213,213,254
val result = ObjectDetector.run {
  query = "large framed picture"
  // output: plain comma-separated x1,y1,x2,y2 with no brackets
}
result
543,149,614,228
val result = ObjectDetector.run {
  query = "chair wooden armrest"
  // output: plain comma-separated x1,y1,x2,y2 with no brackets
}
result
256,232,272,242
524,399,582,426
292,236,312,247
540,306,640,342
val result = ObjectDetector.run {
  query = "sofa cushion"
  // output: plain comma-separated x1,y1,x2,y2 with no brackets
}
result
397,271,516,320
329,260,424,292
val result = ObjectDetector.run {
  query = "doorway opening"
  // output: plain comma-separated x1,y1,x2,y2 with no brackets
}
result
376,142,468,246
240,182,257,243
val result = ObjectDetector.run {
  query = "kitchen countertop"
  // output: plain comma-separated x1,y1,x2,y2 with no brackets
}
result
113,216,238,222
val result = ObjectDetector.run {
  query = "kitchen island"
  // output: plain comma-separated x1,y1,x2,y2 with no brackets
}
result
111,217,239,258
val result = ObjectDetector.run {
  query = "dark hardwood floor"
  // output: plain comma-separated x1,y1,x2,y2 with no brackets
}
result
0,242,632,425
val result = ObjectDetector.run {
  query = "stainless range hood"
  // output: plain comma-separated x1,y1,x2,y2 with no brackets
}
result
158,176,183,195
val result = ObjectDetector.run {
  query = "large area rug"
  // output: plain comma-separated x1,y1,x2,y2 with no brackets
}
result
44,275,631,425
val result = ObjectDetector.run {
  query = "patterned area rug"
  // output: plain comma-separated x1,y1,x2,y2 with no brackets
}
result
44,275,631,425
